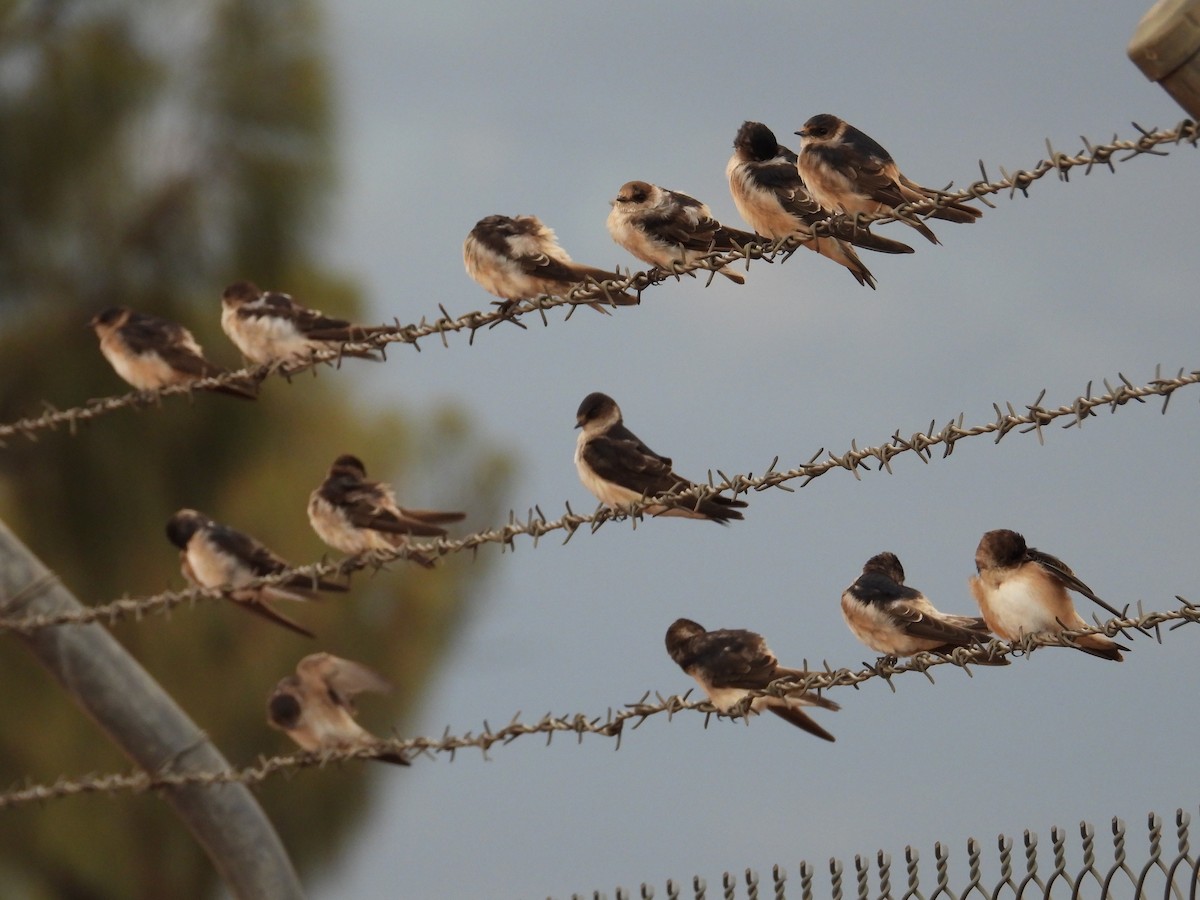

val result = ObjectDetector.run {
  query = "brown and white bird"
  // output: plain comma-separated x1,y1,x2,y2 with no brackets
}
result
969,529,1128,661
726,121,915,289
606,180,760,284
841,552,1002,662
165,508,347,638
267,652,409,765
463,213,639,316
220,281,383,367
574,392,747,524
795,113,982,245
308,454,465,568
665,618,839,741
88,306,258,399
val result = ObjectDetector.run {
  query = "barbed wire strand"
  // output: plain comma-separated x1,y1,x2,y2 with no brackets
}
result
0,363,1193,636
0,119,1195,447
0,599,1195,811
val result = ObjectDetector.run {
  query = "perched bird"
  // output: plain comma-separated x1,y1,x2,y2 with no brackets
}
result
726,120,915,289
463,214,639,316
841,552,1003,663
220,281,384,367
574,392,747,523
267,652,408,765
88,306,258,399
165,508,348,638
308,454,465,568
795,113,982,245
665,618,838,741
969,529,1128,661
606,180,760,284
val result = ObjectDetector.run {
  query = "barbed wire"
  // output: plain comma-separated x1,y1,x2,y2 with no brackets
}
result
0,364,1194,636
0,599,1194,810
0,119,1195,448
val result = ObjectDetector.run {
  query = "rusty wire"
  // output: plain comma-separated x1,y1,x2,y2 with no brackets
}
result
0,599,1195,810
0,363,1194,637
574,808,1200,899
0,120,1195,448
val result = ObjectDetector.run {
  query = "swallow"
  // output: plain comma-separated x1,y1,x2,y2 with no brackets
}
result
795,114,982,245
220,281,384,367
267,652,409,765
88,306,258,399
969,529,1128,661
606,180,761,285
665,618,838,741
463,214,639,317
308,454,465,568
165,508,348,638
574,392,747,523
726,121,915,289
842,552,1004,663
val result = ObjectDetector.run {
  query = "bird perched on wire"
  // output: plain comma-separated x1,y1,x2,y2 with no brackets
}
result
665,618,838,741
463,213,639,317
267,652,409,765
165,508,347,638
726,120,915,289
841,552,1004,664
969,529,1128,661
606,180,761,285
220,281,384,368
308,454,465,568
574,392,747,523
88,306,258,399
795,113,982,245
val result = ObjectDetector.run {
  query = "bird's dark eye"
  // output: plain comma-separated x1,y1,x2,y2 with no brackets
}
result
812,126,827,137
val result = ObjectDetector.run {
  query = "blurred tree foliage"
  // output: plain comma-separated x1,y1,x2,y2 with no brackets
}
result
0,2,511,897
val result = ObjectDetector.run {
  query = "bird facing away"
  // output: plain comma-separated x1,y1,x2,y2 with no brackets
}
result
308,454,466,568
665,618,839,741
220,281,384,367
606,180,760,284
841,551,1004,663
463,213,639,316
726,121,915,289
969,529,1128,661
88,306,258,399
165,508,348,638
795,113,982,245
574,392,747,523
267,652,409,765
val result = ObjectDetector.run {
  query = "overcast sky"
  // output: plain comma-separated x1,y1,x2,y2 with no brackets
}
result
286,3,1200,897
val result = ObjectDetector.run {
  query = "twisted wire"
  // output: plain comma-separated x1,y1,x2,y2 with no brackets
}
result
0,364,1194,635
0,598,1195,810
1,120,1195,446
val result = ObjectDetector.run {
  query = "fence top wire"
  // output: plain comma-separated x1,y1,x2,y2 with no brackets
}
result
0,363,1193,637
567,807,1200,900
0,119,1195,447
0,599,1195,810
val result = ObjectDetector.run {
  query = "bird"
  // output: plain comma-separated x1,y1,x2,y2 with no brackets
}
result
88,306,258,399
726,120,915,289
308,454,466,568
165,508,348,638
574,392,747,523
463,213,639,316
795,113,982,245
220,281,384,367
841,551,1004,663
969,529,1128,661
267,652,409,765
665,618,839,741
606,180,761,284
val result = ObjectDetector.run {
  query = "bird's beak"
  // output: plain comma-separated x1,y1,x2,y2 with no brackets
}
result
574,419,583,430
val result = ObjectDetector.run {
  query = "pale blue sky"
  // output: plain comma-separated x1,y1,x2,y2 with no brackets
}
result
289,3,1200,897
